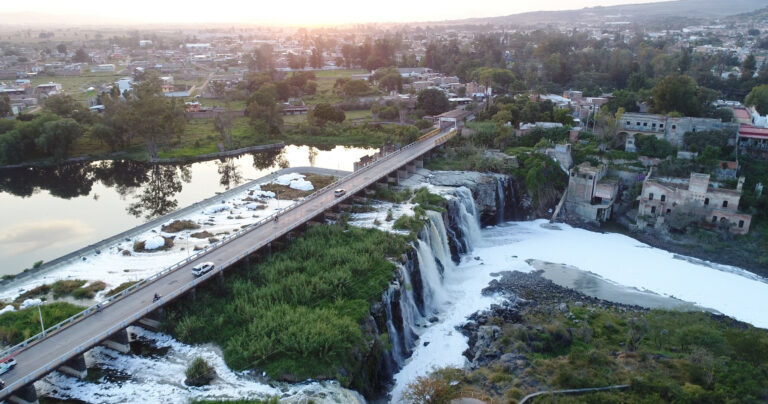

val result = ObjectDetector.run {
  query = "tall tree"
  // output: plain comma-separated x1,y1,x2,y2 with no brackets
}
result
246,85,283,137
416,89,450,116
652,74,700,116
0,93,10,117
126,75,186,159
745,85,768,115
36,118,83,162
310,103,345,126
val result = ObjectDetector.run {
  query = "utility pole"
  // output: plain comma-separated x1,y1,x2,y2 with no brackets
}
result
38,304,45,337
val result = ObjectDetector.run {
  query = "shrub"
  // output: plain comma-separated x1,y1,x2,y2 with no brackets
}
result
51,280,87,298
105,281,139,297
185,357,215,386
161,220,200,233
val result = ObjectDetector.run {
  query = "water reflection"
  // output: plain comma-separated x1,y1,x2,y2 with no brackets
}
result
0,145,378,274
0,150,289,220
127,165,191,220
216,158,243,190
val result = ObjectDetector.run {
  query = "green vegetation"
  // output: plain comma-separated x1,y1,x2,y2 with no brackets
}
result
185,357,215,386
417,304,768,403
0,302,84,344
105,281,139,297
164,224,409,388
161,220,201,233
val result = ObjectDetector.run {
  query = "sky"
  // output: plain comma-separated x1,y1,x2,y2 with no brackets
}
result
2,0,669,26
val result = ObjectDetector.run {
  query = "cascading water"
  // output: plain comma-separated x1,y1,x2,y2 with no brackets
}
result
382,188,488,378
416,240,448,313
496,178,506,224
453,187,483,249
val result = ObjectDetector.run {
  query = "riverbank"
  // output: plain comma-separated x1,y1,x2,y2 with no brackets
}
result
427,270,768,403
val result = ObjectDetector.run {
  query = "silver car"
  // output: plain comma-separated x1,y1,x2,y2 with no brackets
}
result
191,262,215,277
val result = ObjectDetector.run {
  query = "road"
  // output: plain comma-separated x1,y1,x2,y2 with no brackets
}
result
0,127,453,399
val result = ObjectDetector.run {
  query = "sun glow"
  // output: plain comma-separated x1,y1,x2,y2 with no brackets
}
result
2,0,669,26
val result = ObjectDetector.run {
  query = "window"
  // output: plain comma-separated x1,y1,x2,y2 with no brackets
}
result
666,209,671,214
659,124,664,128
643,122,648,126
652,123,657,127
636,122,641,126
712,216,717,223
626,121,630,125
660,195,666,202
722,200,728,208
672,124,676,130
651,206,656,214
571,172,576,177
588,175,593,180
739,220,745,228
648,193,654,200
704,198,709,206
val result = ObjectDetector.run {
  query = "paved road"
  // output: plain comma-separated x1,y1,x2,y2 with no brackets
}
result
0,128,453,399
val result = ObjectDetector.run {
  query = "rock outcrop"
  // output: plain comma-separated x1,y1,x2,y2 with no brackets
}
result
403,169,525,225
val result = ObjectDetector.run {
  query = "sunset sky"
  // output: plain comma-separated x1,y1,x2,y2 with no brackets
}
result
3,0,668,26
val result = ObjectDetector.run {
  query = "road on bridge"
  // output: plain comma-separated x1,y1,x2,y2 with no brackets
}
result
0,127,454,399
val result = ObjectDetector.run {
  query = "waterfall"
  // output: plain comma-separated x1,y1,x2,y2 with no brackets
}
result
380,185,486,383
453,186,482,249
416,240,448,313
425,211,454,273
496,178,506,224
383,263,422,367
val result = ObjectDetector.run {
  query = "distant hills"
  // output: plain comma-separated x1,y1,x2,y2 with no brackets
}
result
429,0,768,26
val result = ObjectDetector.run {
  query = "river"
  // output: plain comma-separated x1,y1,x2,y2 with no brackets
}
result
0,145,376,275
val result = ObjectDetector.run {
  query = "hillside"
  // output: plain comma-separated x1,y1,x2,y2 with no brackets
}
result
422,0,767,27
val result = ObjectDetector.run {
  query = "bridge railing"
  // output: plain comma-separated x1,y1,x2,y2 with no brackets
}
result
0,128,456,395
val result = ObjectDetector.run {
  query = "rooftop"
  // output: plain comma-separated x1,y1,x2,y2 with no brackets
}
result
738,124,768,139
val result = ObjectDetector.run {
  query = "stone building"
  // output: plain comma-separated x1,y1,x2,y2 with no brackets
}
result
637,171,751,234
564,163,620,223
618,113,724,147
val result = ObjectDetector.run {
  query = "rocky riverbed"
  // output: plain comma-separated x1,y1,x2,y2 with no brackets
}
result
460,271,648,375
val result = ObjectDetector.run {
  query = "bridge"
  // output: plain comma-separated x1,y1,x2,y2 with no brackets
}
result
0,127,456,403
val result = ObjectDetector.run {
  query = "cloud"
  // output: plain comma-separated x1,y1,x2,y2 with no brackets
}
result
0,220,94,255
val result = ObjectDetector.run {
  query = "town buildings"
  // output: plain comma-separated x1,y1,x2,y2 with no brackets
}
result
637,171,752,235
564,162,620,223
618,113,727,147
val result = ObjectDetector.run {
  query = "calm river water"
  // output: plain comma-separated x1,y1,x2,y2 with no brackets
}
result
0,145,376,275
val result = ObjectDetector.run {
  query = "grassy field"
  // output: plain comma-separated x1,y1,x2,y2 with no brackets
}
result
156,116,275,159
345,109,372,121
30,71,127,103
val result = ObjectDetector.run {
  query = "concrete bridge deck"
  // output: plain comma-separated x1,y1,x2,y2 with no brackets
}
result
0,127,454,402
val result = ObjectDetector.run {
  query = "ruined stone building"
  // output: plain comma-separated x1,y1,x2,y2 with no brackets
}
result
564,163,620,223
637,171,752,235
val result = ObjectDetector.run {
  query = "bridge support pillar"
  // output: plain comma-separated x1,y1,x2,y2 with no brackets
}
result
102,328,131,353
415,159,423,169
138,307,164,330
387,175,398,185
397,168,408,180
8,383,38,404
406,163,416,174
59,353,87,379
